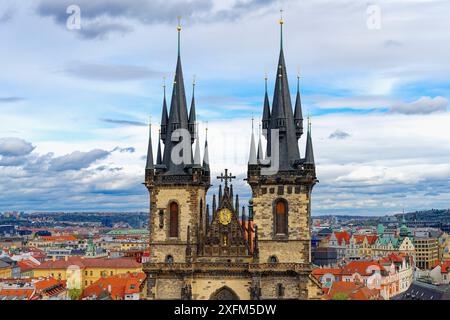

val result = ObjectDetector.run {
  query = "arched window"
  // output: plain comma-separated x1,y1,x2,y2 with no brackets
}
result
276,283,284,298
165,255,174,264
269,255,278,264
169,202,179,238
274,199,288,235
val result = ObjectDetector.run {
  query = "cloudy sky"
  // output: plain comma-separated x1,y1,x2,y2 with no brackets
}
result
0,0,449,215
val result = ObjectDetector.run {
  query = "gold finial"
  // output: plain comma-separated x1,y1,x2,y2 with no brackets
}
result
279,9,284,25
177,16,182,31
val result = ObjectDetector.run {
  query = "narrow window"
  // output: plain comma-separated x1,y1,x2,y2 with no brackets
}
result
165,255,174,264
275,199,287,235
169,202,179,238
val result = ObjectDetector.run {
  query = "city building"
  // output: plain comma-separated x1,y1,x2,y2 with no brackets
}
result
414,232,439,269
394,281,450,300
32,257,141,290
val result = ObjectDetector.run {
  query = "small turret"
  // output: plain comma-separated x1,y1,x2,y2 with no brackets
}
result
294,74,304,139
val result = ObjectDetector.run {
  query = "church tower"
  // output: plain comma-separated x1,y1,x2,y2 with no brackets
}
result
144,19,210,299
246,12,320,299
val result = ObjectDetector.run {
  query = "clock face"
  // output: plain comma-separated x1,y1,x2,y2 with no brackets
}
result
218,208,232,225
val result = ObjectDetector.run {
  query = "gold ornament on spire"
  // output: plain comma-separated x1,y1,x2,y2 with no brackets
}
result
177,16,182,31
279,9,284,25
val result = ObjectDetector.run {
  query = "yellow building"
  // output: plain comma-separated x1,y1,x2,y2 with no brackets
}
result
33,257,142,290
0,262,12,278
415,236,439,269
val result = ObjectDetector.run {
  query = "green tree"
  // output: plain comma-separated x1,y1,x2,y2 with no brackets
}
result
332,292,349,300
69,289,82,300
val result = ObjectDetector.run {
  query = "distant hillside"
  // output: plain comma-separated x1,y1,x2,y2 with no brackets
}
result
400,209,450,222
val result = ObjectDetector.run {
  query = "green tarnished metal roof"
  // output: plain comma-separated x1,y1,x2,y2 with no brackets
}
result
106,229,148,235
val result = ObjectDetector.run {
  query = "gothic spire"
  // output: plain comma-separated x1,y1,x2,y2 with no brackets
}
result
257,124,264,162
305,117,315,165
162,17,190,174
193,123,201,167
188,76,196,140
262,75,271,131
160,78,168,140
248,118,257,165
203,127,210,172
241,206,246,225
212,194,217,220
145,119,154,170
156,129,162,165
218,185,223,205
263,13,300,170
294,73,304,139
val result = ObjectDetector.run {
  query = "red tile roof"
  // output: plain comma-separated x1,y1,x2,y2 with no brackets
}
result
327,281,380,300
379,253,405,264
334,231,351,245
341,261,385,276
33,257,141,270
41,235,78,242
0,288,35,300
312,268,342,276
353,235,378,245
17,260,40,272
81,272,146,300
441,261,450,273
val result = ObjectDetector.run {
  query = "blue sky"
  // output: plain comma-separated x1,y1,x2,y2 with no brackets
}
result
0,0,450,215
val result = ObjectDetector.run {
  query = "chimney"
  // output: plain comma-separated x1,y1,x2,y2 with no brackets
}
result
64,256,68,261
107,284,112,293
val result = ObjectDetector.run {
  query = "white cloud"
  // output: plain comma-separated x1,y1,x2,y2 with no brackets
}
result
390,96,448,114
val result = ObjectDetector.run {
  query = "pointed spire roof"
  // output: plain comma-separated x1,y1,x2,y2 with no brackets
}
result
161,78,168,127
262,14,300,171
248,118,257,165
305,118,315,165
156,130,162,165
203,127,210,171
193,123,201,167
257,124,264,161
162,18,191,174
294,74,303,121
188,76,196,125
262,75,271,124
145,119,154,169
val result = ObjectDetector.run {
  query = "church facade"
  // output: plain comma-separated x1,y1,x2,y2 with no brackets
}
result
142,17,322,300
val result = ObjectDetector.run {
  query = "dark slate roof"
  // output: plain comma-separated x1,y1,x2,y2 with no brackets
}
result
160,88,168,127
203,137,210,172
145,124,154,169
161,49,192,175
156,132,162,165
305,128,315,165
393,281,450,300
188,83,196,125
264,43,301,171
294,77,303,121
262,80,271,123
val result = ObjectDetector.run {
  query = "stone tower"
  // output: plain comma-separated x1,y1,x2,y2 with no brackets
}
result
246,13,320,299
144,19,211,299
